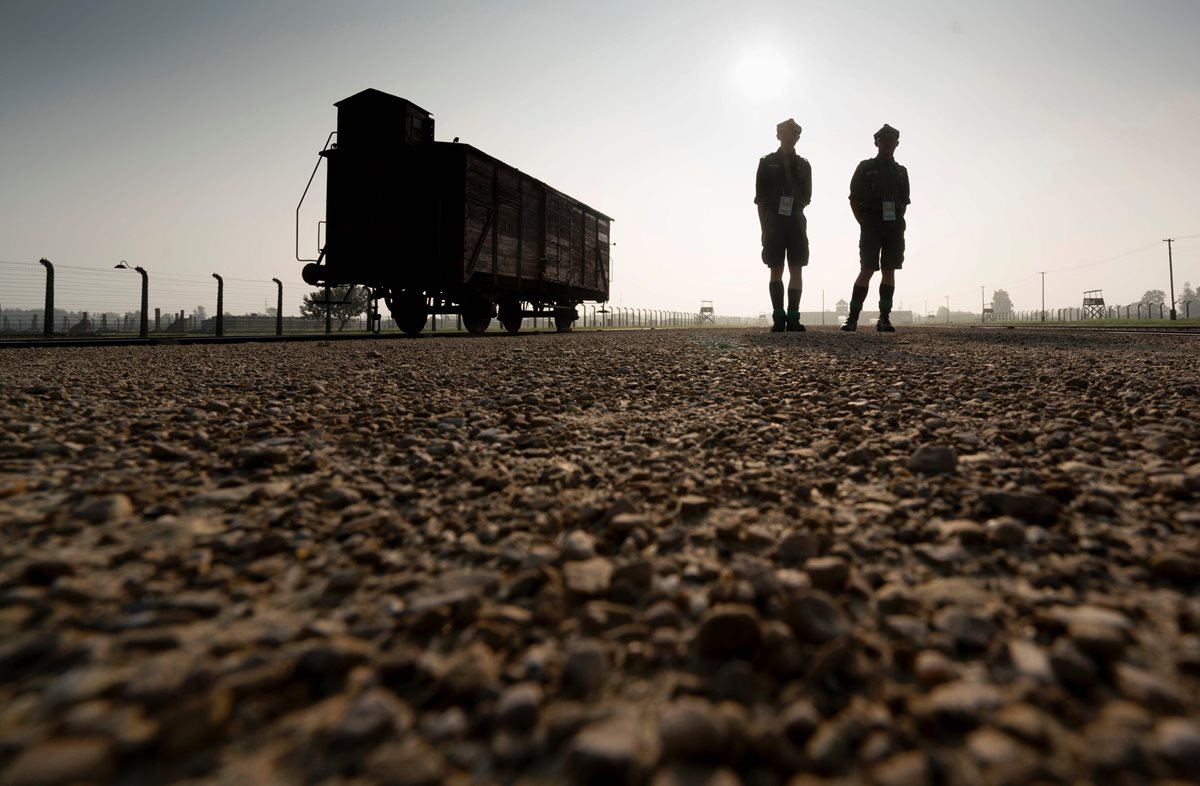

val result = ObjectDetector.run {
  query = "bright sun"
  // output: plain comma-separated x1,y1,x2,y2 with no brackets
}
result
727,47,793,102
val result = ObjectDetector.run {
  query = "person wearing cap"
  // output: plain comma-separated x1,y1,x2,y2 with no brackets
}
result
841,123,910,333
755,118,811,332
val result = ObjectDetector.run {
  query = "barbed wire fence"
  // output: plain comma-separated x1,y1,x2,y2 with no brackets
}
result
0,259,766,338
3,256,1195,340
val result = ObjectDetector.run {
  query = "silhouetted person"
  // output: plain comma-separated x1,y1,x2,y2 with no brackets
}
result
756,118,811,332
841,124,909,332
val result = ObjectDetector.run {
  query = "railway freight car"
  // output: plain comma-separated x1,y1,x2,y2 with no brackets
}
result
297,88,612,335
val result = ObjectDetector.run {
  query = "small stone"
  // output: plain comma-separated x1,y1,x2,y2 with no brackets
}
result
993,703,1050,746
72,494,133,523
1007,640,1054,683
334,688,411,745
0,738,115,786
980,492,1059,524
783,593,851,643
643,601,682,629
21,559,74,586
803,557,849,591
1048,639,1097,687
366,739,445,786
914,650,956,687
561,530,597,561
938,519,985,545
1067,621,1126,660
966,727,1023,766
932,607,994,650
1149,551,1200,582
871,749,929,786
984,517,1025,547
776,532,818,566
780,700,821,744
921,681,999,729
565,558,614,596
907,445,958,474
570,712,661,785
496,682,542,732
678,495,713,517
659,698,725,761
1149,717,1200,773
609,512,653,535
563,639,607,698
1114,663,1185,712
149,441,192,461
441,643,499,699
695,605,762,659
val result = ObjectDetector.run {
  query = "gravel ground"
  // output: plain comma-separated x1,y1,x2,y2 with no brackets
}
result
1,326,1199,786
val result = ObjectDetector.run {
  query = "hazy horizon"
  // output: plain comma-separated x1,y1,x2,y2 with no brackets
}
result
3,0,1199,320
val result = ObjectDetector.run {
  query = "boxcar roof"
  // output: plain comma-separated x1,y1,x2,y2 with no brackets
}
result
335,88,433,118
438,141,615,223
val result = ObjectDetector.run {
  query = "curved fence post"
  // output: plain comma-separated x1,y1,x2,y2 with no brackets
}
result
212,274,224,337
39,258,54,337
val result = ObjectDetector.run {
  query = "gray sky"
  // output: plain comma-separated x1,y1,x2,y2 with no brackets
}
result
3,0,1199,318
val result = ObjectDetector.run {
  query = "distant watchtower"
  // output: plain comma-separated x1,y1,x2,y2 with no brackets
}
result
1082,289,1106,319
982,303,994,322
699,300,715,324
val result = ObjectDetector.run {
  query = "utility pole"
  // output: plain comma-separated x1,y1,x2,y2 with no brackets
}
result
1039,272,1046,322
1163,238,1177,321
980,285,985,322
945,295,950,324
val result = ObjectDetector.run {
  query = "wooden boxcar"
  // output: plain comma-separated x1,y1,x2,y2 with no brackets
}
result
299,88,612,334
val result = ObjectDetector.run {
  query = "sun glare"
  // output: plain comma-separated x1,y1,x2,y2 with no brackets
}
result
727,47,793,102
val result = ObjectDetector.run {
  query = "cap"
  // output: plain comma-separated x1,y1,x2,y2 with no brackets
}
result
776,118,802,135
874,124,900,142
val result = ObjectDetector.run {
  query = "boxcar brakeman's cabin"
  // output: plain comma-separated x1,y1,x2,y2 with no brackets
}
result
297,88,613,335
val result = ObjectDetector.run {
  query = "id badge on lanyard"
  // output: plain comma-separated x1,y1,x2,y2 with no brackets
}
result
882,201,897,221
778,196,794,217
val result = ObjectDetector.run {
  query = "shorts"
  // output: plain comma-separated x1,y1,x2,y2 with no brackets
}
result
859,218,905,271
761,215,809,268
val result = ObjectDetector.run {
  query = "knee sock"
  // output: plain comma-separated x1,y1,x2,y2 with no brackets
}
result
787,287,801,314
769,281,784,313
849,284,868,318
879,284,895,317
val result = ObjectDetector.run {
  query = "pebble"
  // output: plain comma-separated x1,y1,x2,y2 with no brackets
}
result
658,698,725,761
783,592,851,643
803,556,849,591
496,682,543,732
561,530,597,561
565,558,614,596
906,445,958,474
570,711,661,785
695,605,763,659
71,494,133,523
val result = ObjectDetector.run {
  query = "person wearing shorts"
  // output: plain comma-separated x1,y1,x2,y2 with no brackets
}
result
755,118,811,332
841,124,910,333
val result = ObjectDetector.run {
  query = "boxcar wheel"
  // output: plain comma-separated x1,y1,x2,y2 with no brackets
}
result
498,298,522,334
385,289,427,336
554,307,577,333
462,295,493,335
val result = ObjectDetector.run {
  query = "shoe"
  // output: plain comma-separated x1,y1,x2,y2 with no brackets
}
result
786,314,805,332
876,315,895,333
840,318,858,332
771,316,786,333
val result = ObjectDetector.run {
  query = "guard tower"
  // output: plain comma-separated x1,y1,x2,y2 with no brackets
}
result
982,303,994,322
1082,289,1106,319
699,300,715,324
